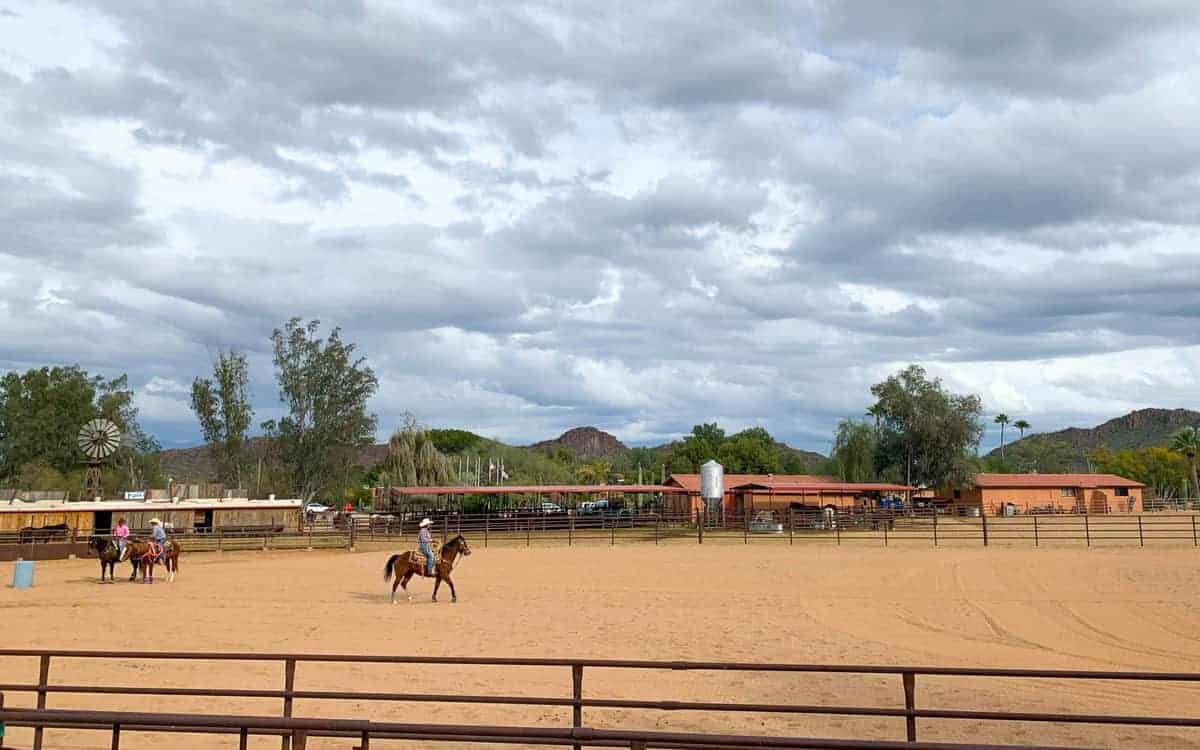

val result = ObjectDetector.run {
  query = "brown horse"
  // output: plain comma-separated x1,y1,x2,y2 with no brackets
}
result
124,538,181,583
87,536,129,583
383,534,472,603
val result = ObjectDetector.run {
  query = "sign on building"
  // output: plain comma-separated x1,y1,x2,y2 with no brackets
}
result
124,491,146,501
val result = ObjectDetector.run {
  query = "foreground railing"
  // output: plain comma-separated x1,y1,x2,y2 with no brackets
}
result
1,650,1199,749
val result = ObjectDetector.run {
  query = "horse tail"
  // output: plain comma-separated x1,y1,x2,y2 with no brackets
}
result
383,553,402,582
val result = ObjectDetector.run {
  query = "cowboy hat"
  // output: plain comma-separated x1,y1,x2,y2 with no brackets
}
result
419,518,432,528
149,518,162,525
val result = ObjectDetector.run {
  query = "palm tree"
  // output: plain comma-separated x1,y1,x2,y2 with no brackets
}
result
1171,427,1200,501
994,413,1010,461
1014,419,1030,440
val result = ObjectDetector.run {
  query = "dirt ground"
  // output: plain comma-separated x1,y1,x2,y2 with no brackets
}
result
3,544,1200,749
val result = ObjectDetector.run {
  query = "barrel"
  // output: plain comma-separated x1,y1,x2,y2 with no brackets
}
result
11,559,34,588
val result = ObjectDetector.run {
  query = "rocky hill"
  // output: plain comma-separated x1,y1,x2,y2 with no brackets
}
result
530,426,627,460
989,408,1200,465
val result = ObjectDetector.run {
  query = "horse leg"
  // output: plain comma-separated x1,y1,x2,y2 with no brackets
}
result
446,574,457,603
432,574,441,602
168,555,176,583
129,560,138,582
390,564,401,604
401,571,414,601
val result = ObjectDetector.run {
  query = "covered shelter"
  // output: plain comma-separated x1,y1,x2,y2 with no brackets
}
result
945,473,1145,514
662,473,913,516
374,484,688,516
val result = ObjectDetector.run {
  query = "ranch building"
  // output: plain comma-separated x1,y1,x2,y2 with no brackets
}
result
943,473,1145,515
662,474,913,517
0,496,303,538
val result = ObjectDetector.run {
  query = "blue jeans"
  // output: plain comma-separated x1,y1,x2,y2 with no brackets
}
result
420,543,435,575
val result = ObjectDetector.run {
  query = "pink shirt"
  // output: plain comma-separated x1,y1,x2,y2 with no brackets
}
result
114,525,130,539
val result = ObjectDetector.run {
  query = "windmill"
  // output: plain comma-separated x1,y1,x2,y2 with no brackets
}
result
77,418,121,500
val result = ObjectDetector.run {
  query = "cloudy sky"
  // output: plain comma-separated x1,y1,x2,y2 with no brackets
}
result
3,1,1199,452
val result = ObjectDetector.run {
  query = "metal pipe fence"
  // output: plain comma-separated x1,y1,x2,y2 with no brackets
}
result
2,649,1199,749
6,508,1200,560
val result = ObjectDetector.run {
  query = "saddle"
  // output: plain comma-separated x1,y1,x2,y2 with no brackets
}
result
411,550,438,570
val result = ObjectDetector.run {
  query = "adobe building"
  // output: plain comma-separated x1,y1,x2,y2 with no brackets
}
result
947,473,1144,514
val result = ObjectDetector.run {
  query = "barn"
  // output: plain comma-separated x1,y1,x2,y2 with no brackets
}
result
0,496,303,539
662,474,913,516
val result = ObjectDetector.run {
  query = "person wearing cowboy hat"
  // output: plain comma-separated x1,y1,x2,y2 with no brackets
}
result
417,518,436,576
149,517,168,561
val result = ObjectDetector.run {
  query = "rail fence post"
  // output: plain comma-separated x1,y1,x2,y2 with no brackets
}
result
981,506,989,547
1193,515,1197,547
526,517,531,547
240,728,249,750
572,664,584,750
32,654,49,750
611,517,615,546
655,514,660,545
1033,515,1039,547
932,512,938,547
111,723,120,750
1137,516,1144,547
902,671,917,742
218,527,224,554
697,506,704,545
281,659,296,750
1,690,6,749
789,506,794,546
1084,514,1091,547
883,519,889,547
835,516,841,546
484,511,490,548
569,510,574,546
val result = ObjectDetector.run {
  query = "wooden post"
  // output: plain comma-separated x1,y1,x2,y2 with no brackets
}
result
981,505,989,547
1,690,6,749
697,505,704,545
240,728,249,750
1084,514,1091,547
611,517,616,546
1137,515,1144,547
569,510,574,547
281,659,296,750
1193,515,1197,547
1033,515,1039,547
33,654,49,750
110,724,120,750
526,517,531,547
788,506,794,546
484,510,489,548
932,511,938,547
442,515,449,544
655,513,659,545
883,519,888,547
572,665,584,750
902,671,917,742
835,515,841,546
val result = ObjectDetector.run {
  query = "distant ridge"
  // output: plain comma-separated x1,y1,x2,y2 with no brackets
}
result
990,408,1200,467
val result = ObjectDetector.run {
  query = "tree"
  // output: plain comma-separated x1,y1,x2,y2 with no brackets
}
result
985,436,1073,474
869,365,983,489
667,423,726,473
717,428,780,474
1090,446,1189,502
377,414,451,487
832,420,876,482
0,366,161,490
575,460,613,484
1013,419,1030,440
994,414,1010,460
1171,426,1200,500
261,318,379,501
190,350,254,488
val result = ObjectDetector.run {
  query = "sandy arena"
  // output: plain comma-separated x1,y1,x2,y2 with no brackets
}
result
3,544,1200,749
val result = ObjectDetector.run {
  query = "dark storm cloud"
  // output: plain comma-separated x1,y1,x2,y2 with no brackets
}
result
3,1,1200,451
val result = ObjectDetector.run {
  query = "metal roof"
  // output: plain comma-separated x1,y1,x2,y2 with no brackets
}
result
384,484,687,496
0,498,303,514
973,473,1144,489
733,482,914,493
665,474,840,492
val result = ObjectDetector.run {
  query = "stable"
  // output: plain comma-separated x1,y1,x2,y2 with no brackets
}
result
662,474,913,516
0,496,303,537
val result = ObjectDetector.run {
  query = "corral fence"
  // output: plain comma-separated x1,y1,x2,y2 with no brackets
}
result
2,649,1200,750
7,507,1200,561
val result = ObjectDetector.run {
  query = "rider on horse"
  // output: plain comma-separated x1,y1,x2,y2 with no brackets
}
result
113,517,130,560
150,518,169,561
417,518,436,575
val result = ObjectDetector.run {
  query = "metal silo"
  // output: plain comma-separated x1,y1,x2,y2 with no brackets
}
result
700,459,724,517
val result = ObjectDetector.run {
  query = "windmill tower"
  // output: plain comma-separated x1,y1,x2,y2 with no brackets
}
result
77,418,121,501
